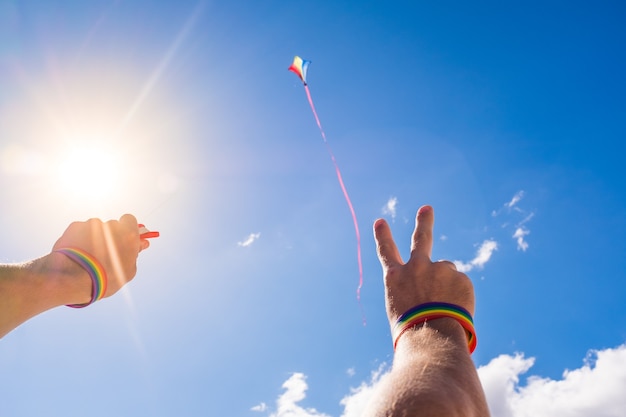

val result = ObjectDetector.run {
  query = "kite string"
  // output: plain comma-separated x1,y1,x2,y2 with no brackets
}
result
304,85,365,325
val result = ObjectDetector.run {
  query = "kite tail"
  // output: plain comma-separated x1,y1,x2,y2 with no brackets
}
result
304,85,365,325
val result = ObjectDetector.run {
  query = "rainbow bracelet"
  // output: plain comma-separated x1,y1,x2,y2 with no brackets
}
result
392,302,477,354
55,247,108,308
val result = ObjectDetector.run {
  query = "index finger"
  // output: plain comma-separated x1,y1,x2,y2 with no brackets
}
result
410,205,434,260
374,218,403,270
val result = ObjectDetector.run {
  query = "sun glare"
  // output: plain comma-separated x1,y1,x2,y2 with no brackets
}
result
57,145,120,201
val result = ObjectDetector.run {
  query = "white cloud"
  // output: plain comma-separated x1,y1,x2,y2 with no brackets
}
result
340,364,390,417
454,261,473,273
493,191,527,218
491,191,534,251
506,190,525,209
478,353,535,417
238,232,261,247
258,373,331,417
252,403,268,412
454,239,498,273
259,345,626,417
474,240,498,266
382,197,398,220
518,212,535,226
478,345,626,417
513,227,530,251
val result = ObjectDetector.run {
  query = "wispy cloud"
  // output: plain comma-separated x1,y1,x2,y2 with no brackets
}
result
258,344,626,417
493,190,525,217
519,211,534,225
251,403,268,412
506,190,525,209
492,191,534,251
454,239,498,273
238,232,261,247
513,227,530,251
382,197,398,221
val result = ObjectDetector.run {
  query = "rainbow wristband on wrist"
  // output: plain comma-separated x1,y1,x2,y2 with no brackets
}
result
392,302,477,354
54,247,108,308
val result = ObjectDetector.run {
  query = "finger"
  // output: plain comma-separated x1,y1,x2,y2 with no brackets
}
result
85,217,104,232
140,239,150,251
435,259,457,271
86,217,105,241
373,218,403,269
410,205,434,260
119,213,139,230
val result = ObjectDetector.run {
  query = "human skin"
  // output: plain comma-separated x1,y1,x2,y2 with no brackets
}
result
0,214,149,338
363,205,490,417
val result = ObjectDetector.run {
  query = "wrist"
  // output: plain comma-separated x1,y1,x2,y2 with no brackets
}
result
394,317,468,352
0,254,93,338
35,252,93,307
53,248,107,307
392,302,477,354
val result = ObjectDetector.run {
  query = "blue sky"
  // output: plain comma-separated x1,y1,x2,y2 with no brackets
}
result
1,1,625,416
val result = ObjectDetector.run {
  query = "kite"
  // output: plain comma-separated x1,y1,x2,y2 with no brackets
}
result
288,56,310,85
289,56,365,324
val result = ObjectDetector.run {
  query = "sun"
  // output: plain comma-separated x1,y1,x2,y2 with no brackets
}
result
56,144,121,201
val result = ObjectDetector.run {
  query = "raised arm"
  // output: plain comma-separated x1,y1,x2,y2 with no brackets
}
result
0,214,150,338
364,205,490,417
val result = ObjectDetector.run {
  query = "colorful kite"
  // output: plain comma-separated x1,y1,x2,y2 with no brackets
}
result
289,56,364,324
288,56,310,85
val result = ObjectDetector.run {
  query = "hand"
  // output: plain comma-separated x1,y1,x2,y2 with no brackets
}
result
373,205,475,330
52,214,149,300
367,205,490,417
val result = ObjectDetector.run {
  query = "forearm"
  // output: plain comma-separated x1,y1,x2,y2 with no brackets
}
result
0,254,91,338
1,215,149,338
365,319,490,417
